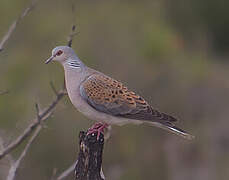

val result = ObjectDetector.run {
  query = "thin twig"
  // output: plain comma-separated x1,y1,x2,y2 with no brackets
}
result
7,125,42,180
63,23,78,91
0,89,65,160
0,137,14,166
35,103,41,120
67,25,78,48
0,0,38,51
56,161,78,180
50,81,58,96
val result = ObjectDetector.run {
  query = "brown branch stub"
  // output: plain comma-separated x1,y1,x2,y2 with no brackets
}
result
75,131,105,180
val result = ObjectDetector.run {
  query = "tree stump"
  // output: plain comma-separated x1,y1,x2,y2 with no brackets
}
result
75,131,105,180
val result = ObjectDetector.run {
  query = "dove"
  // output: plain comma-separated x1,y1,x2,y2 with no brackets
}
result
45,46,194,140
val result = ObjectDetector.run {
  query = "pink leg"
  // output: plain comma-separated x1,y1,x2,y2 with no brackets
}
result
87,122,109,140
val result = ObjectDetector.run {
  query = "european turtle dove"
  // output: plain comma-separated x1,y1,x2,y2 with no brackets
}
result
45,46,194,140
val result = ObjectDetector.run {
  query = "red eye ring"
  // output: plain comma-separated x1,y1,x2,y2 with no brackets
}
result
56,50,63,56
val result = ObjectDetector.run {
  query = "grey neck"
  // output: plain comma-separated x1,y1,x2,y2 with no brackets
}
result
63,56,88,98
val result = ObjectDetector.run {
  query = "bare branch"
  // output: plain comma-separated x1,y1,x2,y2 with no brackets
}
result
0,20,78,180
56,161,78,180
0,21,78,161
7,125,42,180
0,0,38,52
0,89,66,160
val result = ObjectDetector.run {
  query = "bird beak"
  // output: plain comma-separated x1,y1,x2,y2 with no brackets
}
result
45,56,54,64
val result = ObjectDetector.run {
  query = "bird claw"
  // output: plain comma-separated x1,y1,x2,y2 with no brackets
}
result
87,122,109,140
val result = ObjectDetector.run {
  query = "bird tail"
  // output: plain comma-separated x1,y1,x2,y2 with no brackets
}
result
148,122,195,140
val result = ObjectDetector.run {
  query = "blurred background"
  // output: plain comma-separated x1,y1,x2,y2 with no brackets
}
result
1,0,229,179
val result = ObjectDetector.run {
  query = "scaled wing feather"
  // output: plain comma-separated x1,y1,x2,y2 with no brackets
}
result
80,73,177,124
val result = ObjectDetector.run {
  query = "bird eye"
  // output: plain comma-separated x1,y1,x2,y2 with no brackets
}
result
56,50,63,56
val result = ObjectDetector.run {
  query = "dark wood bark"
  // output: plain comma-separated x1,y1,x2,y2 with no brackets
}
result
75,131,105,180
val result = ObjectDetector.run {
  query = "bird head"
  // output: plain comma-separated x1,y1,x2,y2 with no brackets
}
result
45,46,76,64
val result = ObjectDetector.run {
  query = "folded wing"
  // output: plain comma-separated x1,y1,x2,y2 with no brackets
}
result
80,73,177,124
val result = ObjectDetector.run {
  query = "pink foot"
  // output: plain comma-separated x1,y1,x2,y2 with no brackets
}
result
87,122,109,140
